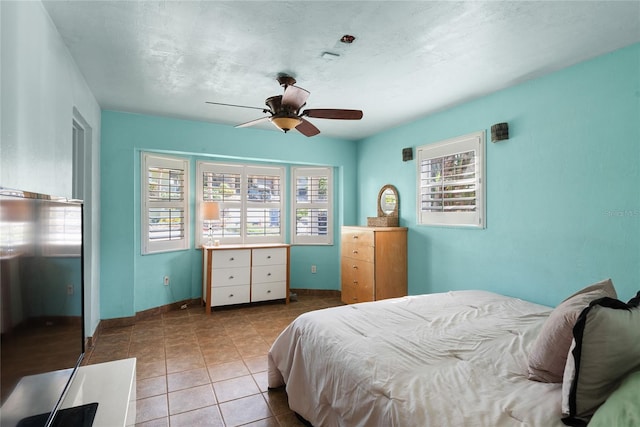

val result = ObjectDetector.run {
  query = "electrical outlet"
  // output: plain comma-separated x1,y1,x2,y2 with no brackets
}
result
311,265,317,274
66,284,74,295
163,276,170,286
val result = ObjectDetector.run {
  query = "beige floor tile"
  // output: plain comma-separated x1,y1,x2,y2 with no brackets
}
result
218,394,273,427
168,384,216,415
136,359,167,380
243,355,268,373
213,375,260,403
207,360,250,382
134,416,169,427
137,375,167,399
166,353,205,374
135,394,168,424
169,405,224,427
167,367,210,392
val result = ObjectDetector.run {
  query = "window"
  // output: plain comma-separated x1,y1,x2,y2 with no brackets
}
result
45,203,82,256
141,153,190,254
416,131,485,228
196,162,284,245
292,167,333,245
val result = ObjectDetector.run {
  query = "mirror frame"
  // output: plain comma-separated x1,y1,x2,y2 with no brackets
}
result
377,184,399,218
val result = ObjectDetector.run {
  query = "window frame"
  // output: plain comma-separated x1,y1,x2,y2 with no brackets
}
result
196,161,285,246
291,166,334,245
141,152,190,254
416,131,486,228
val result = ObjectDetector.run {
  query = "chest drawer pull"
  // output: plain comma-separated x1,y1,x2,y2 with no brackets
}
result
267,255,271,259
229,257,234,261
229,275,234,279
267,289,271,294
352,250,358,254
229,293,234,297
352,265,358,269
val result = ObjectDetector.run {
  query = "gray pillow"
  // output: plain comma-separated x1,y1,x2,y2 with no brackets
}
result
561,296,640,426
527,279,617,383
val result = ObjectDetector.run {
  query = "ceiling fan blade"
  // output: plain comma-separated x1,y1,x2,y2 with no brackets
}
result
281,85,310,111
302,109,363,120
235,116,270,128
206,101,266,112
295,118,321,137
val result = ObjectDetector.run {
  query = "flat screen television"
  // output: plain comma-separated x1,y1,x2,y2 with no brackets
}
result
0,188,86,427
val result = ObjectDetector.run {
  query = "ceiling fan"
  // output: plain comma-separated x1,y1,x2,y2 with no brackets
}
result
206,75,363,137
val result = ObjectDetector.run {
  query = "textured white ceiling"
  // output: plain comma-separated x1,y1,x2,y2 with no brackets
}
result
42,1,640,140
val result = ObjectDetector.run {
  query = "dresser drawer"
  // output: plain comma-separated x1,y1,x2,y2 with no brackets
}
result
341,242,375,263
252,264,286,284
211,267,251,287
211,285,250,306
341,281,357,305
211,249,251,269
355,281,374,303
341,274,374,304
342,228,374,246
252,247,286,266
252,281,286,302
341,257,375,284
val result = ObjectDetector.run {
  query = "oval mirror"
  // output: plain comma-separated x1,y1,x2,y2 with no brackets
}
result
377,184,399,217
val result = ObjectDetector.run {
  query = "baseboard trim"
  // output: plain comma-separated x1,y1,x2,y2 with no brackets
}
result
290,288,341,298
134,298,201,321
90,298,201,344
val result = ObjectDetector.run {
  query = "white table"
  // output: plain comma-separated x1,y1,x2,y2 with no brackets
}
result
1,358,136,427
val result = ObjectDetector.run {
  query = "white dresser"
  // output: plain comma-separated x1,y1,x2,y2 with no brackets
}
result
202,244,290,313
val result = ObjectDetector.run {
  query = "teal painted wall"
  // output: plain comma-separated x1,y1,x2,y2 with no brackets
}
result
356,43,640,307
100,112,357,319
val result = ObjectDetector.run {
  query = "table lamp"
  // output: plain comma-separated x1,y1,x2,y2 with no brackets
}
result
202,201,220,245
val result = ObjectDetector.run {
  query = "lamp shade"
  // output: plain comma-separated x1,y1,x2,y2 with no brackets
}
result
270,116,302,133
202,201,220,221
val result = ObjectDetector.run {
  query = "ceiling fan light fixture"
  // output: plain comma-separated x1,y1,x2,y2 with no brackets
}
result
270,116,302,133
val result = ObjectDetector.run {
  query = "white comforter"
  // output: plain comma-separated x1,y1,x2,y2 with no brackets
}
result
268,290,565,427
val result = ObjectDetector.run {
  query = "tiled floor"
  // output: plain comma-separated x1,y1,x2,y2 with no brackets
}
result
85,295,343,427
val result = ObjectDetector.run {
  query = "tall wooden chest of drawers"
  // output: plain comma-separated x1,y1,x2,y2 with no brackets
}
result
341,226,407,304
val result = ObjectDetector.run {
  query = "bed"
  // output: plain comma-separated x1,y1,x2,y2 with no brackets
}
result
267,290,565,427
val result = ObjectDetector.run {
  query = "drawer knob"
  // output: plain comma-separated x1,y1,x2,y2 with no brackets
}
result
267,290,271,293
352,265,357,269
352,250,358,254
229,257,234,261
229,276,234,279
353,235,358,239
267,272,271,276
267,255,271,259
229,294,234,297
